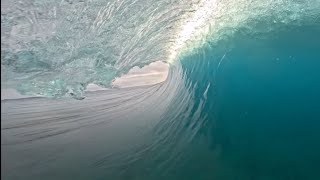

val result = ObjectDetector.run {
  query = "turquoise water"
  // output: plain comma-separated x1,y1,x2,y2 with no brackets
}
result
176,24,320,179
2,0,320,179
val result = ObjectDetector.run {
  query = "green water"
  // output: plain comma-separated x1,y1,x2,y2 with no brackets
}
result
176,24,320,179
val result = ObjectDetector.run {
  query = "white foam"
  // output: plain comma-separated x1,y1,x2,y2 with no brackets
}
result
169,0,217,63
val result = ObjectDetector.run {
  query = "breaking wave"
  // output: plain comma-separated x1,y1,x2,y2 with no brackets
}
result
2,0,318,99
2,0,320,179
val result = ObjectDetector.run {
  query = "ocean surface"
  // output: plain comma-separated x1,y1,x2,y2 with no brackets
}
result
2,0,320,179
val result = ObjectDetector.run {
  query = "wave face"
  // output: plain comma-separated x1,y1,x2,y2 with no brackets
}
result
2,0,320,180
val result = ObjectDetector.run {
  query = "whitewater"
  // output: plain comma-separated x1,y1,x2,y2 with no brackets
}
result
2,0,317,99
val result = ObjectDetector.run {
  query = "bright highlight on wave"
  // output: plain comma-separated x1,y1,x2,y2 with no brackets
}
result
169,0,217,63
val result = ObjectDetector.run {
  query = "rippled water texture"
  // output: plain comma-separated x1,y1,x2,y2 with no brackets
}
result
2,0,320,179
2,0,318,98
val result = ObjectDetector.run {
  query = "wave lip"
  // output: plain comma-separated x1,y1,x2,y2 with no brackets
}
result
1,0,191,99
1,0,318,99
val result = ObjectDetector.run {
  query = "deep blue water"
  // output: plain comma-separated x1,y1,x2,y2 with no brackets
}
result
176,24,320,179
